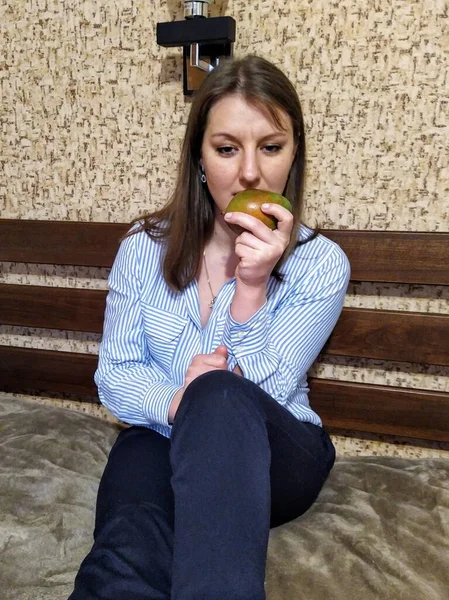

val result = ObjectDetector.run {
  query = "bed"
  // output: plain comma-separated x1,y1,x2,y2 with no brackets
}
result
1,219,448,599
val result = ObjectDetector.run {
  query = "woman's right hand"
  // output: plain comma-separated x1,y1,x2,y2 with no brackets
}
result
184,345,229,388
168,345,229,423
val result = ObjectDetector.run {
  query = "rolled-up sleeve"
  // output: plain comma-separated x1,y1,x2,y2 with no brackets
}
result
222,302,269,358
222,246,350,405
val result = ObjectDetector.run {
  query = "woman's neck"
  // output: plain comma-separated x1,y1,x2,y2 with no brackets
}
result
207,210,237,255
204,211,239,277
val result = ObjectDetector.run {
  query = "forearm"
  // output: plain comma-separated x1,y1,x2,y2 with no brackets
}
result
230,345,293,403
96,362,182,427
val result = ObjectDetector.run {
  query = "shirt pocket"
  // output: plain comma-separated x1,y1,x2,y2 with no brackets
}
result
140,302,188,373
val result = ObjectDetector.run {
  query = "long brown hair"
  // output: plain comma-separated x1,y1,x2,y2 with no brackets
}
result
127,54,316,292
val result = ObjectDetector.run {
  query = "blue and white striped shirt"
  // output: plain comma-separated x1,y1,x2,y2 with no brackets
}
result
95,225,350,438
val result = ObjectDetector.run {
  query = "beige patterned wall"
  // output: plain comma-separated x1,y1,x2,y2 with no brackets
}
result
1,0,448,456
2,0,448,226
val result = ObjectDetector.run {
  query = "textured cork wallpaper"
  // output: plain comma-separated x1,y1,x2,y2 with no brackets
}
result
1,0,448,457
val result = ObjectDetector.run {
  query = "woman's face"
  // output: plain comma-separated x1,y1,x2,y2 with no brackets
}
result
200,94,298,216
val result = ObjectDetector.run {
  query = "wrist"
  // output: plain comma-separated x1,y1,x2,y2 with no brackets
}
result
168,387,185,424
231,280,267,323
234,277,267,299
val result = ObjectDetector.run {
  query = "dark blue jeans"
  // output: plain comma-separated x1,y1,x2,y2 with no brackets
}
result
68,371,335,600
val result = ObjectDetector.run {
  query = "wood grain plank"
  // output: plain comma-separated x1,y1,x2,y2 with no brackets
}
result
0,284,107,332
1,346,448,442
0,346,98,396
0,219,128,267
325,307,449,366
2,220,449,284
2,287,449,366
324,230,449,285
309,378,449,442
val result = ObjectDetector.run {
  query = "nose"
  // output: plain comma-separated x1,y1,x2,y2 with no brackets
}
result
239,150,261,187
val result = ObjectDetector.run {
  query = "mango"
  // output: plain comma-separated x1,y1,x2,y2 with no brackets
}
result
223,189,293,235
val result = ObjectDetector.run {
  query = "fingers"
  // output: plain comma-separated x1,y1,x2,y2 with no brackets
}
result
191,350,227,369
224,204,293,240
224,212,274,243
235,231,265,251
203,355,228,368
184,348,229,388
213,345,228,359
260,203,294,235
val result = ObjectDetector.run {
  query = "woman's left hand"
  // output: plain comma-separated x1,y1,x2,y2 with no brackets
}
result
224,203,294,287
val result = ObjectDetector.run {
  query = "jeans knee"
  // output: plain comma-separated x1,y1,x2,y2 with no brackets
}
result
172,370,265,430
184,370,261,410
187,369,241,397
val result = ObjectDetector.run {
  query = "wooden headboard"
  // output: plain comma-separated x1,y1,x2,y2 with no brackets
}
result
1,219,448,442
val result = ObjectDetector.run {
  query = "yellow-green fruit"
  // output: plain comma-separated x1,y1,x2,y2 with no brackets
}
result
223,189,293,235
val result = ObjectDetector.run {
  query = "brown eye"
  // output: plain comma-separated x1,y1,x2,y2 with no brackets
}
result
264,145,281,153
217,146,235,154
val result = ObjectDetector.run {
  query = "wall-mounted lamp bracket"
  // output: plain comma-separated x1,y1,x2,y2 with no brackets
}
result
190,43,215,73
156,16,236,95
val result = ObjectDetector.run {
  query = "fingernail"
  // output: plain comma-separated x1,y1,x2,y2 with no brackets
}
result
262,203,270,209
224,212,232,219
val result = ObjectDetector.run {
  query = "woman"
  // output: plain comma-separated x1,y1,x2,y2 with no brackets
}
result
69,54,350,600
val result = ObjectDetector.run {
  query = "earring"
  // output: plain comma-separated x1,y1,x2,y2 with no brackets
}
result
200,166,207,184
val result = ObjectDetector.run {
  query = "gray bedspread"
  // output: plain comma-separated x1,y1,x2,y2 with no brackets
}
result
1,395,448,600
